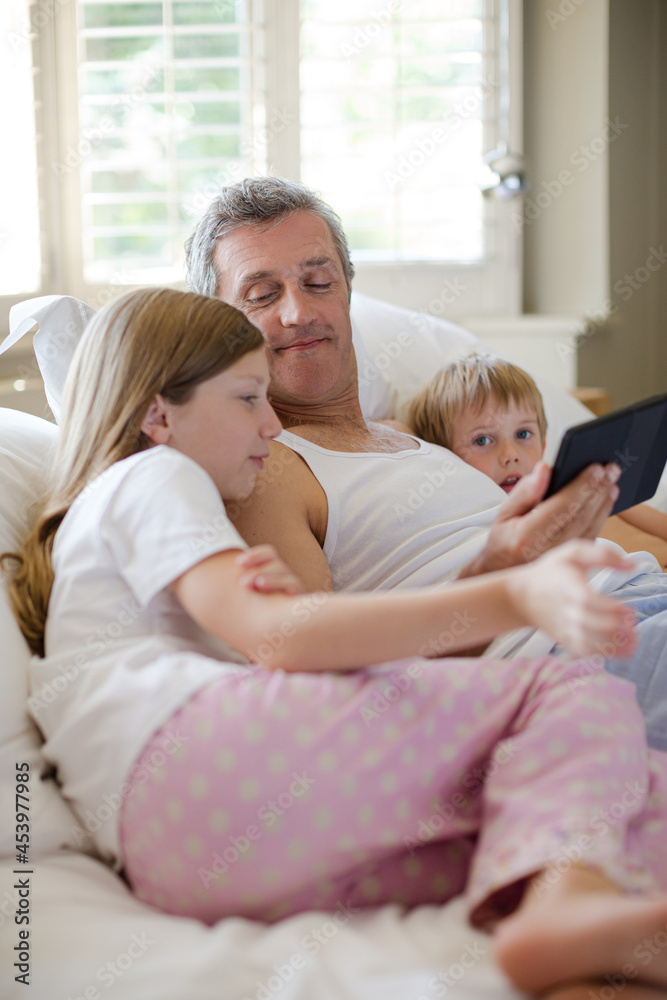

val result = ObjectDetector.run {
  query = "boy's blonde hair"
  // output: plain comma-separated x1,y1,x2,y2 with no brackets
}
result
2,287,264,656
408,353,547,451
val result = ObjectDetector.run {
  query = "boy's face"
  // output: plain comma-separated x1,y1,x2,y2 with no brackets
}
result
450,396,545,493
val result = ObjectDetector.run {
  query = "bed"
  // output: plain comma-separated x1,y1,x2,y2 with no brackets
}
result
1,291,666,999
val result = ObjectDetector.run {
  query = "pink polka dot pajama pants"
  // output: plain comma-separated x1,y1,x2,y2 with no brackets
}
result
119,654,667,925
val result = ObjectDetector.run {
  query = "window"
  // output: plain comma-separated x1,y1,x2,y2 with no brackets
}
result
1,0,522,321
300,0,490,263
75,0,264,284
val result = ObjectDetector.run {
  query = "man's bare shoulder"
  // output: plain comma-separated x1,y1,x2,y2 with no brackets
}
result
229,438,328,545
227,438,332,590
256,438,311,487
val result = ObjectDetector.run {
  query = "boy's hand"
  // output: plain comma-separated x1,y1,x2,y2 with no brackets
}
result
235,545,304,595
506,539,638,657
460,461,621,576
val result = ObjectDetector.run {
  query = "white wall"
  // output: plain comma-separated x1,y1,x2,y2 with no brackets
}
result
523,0,610,318
523,0,667,406
578,0,667,405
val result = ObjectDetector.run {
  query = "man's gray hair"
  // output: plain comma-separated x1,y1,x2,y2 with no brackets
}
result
184,176,356,299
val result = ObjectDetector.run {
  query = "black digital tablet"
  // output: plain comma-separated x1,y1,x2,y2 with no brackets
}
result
544,392,667,516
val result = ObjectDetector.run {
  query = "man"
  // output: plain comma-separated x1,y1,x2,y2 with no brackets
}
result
185,177,667,747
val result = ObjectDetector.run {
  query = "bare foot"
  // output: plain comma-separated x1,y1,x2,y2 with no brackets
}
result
544,985,667,1000
493,866,667,995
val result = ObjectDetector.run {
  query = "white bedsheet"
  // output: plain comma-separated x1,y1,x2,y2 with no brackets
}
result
0,852,520,1000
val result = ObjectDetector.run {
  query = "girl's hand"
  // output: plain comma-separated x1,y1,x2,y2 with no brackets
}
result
235,545,304,595
506,539,638,658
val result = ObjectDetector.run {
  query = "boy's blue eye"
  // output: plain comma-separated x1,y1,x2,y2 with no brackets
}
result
241,394,258,405
473,435,492,447
516,429,532,439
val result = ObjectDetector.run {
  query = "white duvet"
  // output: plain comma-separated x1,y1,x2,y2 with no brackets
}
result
0,853,518,1000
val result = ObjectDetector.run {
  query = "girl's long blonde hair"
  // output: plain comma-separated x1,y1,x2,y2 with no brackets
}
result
2,287,264,656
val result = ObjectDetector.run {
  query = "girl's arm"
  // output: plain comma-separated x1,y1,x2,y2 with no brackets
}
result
171,540,637,673
617,503,667,542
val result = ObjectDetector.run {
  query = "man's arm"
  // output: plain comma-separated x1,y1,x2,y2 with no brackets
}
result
617,502,667,541
599,511,667,571
459,461,621,578
227,440,334,592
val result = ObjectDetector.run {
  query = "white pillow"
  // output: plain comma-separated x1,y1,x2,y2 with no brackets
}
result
351,290,480,421
351,290,595,465
2,295,96,422
0,408,94,857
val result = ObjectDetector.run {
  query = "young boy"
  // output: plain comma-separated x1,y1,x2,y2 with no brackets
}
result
407,352,667,539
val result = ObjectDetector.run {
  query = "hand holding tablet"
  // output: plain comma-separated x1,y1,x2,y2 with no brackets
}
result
544,393,667,515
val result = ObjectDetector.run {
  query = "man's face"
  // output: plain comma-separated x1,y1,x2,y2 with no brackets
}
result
214,211,355,407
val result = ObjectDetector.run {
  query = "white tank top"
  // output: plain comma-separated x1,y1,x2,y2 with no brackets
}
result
278,428,504,593
278,428,659,660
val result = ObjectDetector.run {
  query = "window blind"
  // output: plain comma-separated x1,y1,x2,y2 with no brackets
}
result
76,0,263,282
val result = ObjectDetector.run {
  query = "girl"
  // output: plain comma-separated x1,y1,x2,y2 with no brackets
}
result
5,287,667,1000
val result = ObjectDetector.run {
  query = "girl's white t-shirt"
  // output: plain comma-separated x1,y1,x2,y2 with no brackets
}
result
29,445,249,866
